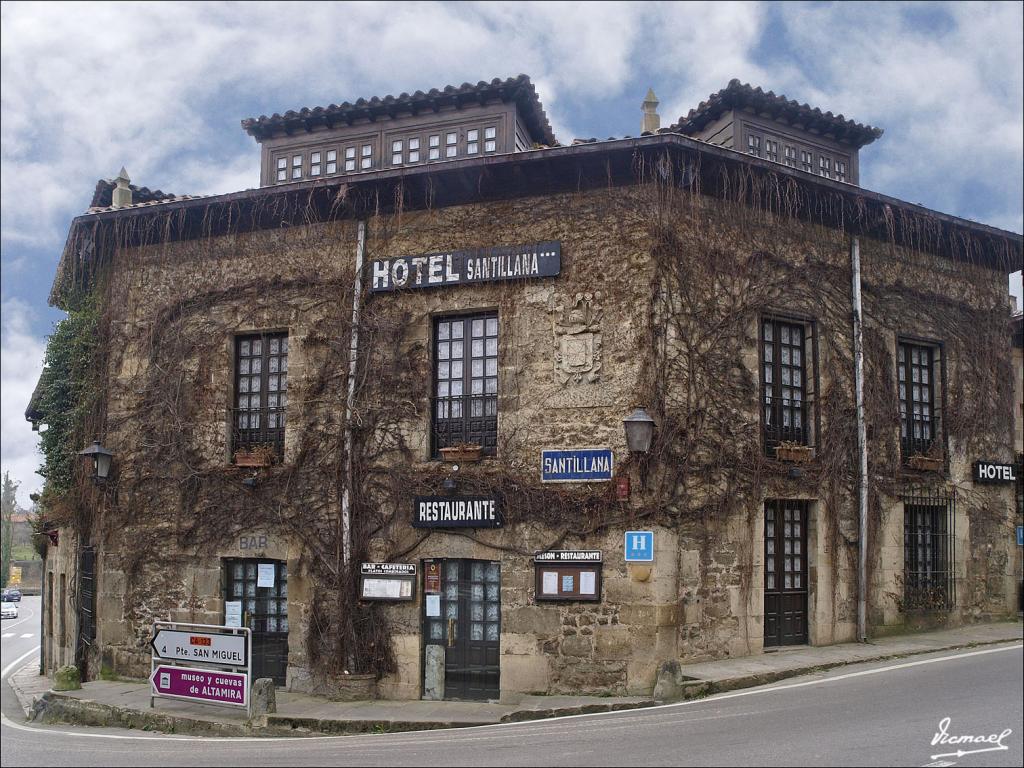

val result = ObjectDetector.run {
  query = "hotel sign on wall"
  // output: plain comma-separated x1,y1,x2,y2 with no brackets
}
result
972,461,1018,484
370,241,561,292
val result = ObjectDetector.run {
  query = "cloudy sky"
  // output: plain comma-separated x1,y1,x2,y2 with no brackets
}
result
1,1,1022,507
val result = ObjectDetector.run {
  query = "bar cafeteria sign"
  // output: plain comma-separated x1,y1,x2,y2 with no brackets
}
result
371,241,560,292
973,461,1018,484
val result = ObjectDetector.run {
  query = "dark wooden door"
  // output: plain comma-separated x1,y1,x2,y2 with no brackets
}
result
764,500,809,647
225,559,289,685
427,559,500,700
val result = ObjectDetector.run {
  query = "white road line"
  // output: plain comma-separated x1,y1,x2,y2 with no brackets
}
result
2,633,14,638
1,642,1020,744
1,646,40,680
19,633,34,639
0,603,37,632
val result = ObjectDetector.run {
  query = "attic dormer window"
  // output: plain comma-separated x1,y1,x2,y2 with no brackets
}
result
292,154,303,179
765,139,779,163
345,147,356,172
801,150,813,173
310,152,321,177
484,127,497,153
446,132,458,158
819,156,831,179
392,139,403,166
326,150,337,174
467,129,479,155
784,146,797,168
747,134,762,157
409,138,420,163
361,144,373,170
429,134,441,160
835,160,847,183
276,157,287,182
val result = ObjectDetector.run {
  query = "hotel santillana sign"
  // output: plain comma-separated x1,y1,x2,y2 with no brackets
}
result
370,241,561,292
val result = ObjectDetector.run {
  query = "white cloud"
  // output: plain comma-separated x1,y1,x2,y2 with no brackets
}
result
0,298,46,507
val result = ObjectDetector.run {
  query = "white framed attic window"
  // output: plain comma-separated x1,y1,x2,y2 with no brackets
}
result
784,146,797,168
392,139,403,166
409,137,420,163
835,160,847,183
361,144,373,170
345,147,356,172
326,150,337,174
446,132,457,158
819,156,831,179
467,129,479,155
429,134,440,160
801,150,813,173
276,157,287,182
484,126,496,153
747,134,762,157
310,151,321,177
292,154,303,179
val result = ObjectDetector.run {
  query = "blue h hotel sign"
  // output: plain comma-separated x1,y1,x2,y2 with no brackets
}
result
541,448,614,483
624,531,654,562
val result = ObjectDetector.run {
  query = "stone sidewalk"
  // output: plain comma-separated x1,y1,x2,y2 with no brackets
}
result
8,619,1021,737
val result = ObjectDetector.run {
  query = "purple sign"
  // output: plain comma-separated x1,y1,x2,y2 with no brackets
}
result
150,665,248,708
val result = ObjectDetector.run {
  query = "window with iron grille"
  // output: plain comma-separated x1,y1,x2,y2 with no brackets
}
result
233,332,288,460
903,494,955,611
432,313,498,456
898,341,938,460
762,318,809,452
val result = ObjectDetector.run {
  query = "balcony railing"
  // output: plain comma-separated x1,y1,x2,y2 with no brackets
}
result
431,394,497,456
763,397,809,451
230,407,286,459
901,415,940,463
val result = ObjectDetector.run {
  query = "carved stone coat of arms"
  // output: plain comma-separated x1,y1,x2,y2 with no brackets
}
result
548,292,603,385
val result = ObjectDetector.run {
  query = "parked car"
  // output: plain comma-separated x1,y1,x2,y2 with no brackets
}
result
1,601,17,619
2,588,22,602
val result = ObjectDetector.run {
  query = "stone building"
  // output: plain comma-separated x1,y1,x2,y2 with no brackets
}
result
31,76,1022,700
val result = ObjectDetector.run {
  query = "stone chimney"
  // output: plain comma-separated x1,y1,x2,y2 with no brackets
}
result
111,167,132,208
641,88,660,134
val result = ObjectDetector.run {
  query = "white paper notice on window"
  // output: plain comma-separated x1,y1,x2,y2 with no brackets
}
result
257,563,275,588
224,600,242,627
542,571,559,595
426,594,441,617
580,571,596,595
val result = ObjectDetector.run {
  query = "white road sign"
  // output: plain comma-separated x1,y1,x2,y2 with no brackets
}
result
151,629,247,667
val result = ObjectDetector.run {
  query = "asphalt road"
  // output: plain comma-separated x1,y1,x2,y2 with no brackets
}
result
2,621,1021,767
1,594,41,683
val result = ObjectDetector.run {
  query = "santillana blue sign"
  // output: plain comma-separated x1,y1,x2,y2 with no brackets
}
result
541,448,614,483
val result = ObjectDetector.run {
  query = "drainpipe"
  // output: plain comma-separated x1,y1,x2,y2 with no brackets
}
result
341,220,367,574
851,236,869,642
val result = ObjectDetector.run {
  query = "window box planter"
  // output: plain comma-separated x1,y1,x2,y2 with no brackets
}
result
234,445,277,467
774,443,812,463
907,455,943,472
439,444,483,463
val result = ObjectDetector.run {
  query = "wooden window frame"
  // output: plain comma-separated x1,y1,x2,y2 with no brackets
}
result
431,312,499,458
760,316,816,454
898,338,943,463
233,331,289,461
534,563,602,602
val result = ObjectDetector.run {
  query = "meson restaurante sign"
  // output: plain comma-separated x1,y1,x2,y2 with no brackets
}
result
371,241,561,292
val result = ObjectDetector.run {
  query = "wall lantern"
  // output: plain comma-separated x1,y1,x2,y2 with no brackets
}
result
78,440,114,484
623,407,656,454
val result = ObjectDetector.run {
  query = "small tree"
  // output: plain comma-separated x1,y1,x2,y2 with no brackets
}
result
0,472,18,589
